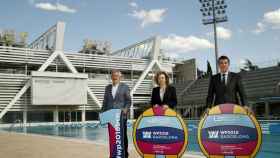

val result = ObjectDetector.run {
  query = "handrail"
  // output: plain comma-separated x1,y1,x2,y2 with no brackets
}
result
179,80,197,97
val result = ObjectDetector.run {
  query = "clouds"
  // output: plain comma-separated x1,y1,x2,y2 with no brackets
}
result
207,26,232,40
253,22,266,34
129,1,167,28
264,8,280,28
253,8,280,34
216,27,232,40
130,9,167,27
161,34,214,57
128,1,213,57
129,2,138,8
30,1,76,13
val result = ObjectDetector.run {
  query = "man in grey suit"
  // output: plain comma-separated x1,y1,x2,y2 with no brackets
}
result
102,69,131,157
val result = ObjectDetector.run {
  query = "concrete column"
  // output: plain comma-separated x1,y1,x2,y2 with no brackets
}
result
55,21,65,51
69,111,72,122
53,108,59,122
82,109,86,123
23,111,27,125
265,101,270,119
130,97,134,120
151,36,161,60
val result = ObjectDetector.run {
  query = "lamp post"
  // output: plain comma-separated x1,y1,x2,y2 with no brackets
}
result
198,0,228,73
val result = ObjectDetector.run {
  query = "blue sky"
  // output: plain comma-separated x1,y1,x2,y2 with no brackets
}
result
0,0,279,72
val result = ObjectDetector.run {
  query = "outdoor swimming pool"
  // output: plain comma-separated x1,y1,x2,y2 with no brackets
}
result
1,120,280,158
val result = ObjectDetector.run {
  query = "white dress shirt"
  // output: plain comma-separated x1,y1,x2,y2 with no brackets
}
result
160,87,165,102
112,83,119,99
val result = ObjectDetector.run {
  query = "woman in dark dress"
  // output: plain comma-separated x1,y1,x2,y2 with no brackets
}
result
151,71,177,109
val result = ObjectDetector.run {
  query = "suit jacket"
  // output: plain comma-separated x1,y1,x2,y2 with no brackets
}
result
102,82,131,112
151,85,177,109
206,72,248,107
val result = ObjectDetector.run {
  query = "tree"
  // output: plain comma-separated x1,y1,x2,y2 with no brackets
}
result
83,39,92,49
206,60,213,78
0,28,3,41
3,30,16,46
19,32,28,47
0,32,2,46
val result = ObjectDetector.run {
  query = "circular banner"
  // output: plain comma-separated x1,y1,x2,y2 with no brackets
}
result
198,103,262,158
133,106,188,158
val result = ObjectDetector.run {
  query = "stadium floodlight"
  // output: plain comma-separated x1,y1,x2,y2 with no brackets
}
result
198,0,228,73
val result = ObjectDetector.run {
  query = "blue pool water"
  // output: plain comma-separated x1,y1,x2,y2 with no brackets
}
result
1,121,280,158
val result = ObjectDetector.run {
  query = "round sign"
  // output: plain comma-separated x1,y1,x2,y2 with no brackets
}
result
133,106,188,157
198,103,262,158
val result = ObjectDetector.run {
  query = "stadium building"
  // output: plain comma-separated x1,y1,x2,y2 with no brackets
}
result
0,22,194,124
0,21,279,125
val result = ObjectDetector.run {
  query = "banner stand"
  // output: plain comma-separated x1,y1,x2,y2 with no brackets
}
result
100,109,126,158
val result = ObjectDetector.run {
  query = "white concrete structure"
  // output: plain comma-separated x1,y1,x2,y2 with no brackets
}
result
0,22,178,123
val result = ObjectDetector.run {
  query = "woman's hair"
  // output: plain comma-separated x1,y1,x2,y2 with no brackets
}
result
154,71,169,86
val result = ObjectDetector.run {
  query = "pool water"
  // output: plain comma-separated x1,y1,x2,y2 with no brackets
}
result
1,121,280,158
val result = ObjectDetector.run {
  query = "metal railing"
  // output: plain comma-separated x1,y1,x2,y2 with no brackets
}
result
9,119,23,132
0,46,173,72
111,36,155,58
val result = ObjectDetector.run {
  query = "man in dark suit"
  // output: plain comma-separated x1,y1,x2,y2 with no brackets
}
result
206,56,248,107
102,69,131,158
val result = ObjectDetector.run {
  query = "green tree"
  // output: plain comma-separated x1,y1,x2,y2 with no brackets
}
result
206,60,213,77
3,30,16,46
19,32,28,47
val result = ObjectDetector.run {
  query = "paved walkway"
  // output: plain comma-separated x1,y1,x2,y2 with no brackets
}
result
0,131,204,158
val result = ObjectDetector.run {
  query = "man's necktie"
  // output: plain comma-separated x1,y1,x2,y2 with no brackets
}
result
222,74,226,85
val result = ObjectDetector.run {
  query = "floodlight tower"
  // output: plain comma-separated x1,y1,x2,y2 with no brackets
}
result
199,0,228,73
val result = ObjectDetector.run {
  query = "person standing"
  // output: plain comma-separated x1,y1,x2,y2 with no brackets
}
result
206,55,248,108
102,69,131,158
151,71,177,109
